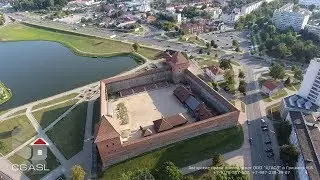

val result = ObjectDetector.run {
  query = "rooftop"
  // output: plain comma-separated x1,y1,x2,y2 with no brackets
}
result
206,65,224,76
289,111,320,180
283,94,320,113
262,80,278,91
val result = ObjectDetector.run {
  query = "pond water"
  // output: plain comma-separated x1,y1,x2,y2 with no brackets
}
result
0,41,139,110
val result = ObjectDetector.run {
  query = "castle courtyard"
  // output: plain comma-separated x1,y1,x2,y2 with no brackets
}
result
111,84,194,141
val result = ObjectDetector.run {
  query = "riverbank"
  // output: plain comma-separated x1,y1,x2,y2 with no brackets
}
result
0,81,12,105
0,23,161,60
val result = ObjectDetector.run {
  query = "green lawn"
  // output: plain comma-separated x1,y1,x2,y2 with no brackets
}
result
0,81,12,105
8,146,60,180
180,36,206,47
32,99,79,128
101,125,243,180
0,23,161,60
0,115,36,155
32,93,78,110
46,102,88,159
198,58,219,68
262,89,288,102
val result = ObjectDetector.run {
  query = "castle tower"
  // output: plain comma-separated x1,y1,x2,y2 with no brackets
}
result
164,51,190,83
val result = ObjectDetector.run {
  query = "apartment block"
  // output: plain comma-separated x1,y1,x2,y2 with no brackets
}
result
272,3,311,31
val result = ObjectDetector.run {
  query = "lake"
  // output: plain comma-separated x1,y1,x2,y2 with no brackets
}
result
0,41,139,110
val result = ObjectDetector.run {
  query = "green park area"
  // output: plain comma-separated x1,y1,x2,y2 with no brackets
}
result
0,23,161,60
32,99,79,128
46,102,88,159
179,35,206,47
8,146,60,180
0,115,36,155
32,93,78,110
0,81,12,105
101,125,243,180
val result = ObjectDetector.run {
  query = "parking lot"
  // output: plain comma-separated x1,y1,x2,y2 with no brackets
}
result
199,31,251,51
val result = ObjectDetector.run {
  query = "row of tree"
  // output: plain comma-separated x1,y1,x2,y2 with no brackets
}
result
269,63,303,82
12,0,68,11
0,13,4,26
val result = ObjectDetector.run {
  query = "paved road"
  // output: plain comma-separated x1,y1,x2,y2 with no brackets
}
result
240,53,282,180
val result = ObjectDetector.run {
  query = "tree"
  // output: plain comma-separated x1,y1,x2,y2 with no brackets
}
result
132,43,140,52
198,48,203,54
152,162,182,180
235,47,241,52
269,63,285,80
121,169,155,180
71,165,85,180
219,60,232,70
224,70,235,85
238,80,247,94
284,77,291,87
208,82,218,91
291,65,297,72
207,51,211,55
238,71,245,79
212,153,224,167
309,4,316,11
276,43,291,58
280,144,299,166
206,42,210,49
215,53,218,58
211,40,216,47
232,39,240,47
294,69,303,81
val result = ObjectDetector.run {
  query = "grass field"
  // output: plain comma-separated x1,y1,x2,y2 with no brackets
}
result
46,102,88,159
33,99,79,128
32,93,78,110
8,147,60,180
101,125,243,180
0,115,36,155
0,23,161,60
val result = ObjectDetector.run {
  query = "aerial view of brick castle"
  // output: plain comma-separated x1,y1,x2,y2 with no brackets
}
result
94,50,240,168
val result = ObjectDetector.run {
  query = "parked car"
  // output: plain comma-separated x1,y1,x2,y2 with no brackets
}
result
267,152,274,158
261,119,266,123
247,120,251,125
249,138,253,144
262,127,268,131
265,140,272,144
265,148,273,152
261,124,268,128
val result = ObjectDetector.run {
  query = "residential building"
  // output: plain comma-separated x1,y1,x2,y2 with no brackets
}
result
180,23,206,34
299,0,320,7
298,58,320,106
205,66,224,82
139,0,151,12
305,24,320,37
272,3,311,31
166,6,175,12
261,80,282,96
165,12,182,23
241,1,263,16
221,8,241,24
203,7,222,19
146,15,156,23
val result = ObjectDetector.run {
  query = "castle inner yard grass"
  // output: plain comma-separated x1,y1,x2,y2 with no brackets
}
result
0,23,161,60
101,125,244,180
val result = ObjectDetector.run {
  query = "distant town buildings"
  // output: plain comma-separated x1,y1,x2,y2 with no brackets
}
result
241,1,263,16
203,7,222,19
299,0,320,7
272,3,311,31
139,0,151,12
298,58,320,106
180,22,206,34
221,8,241,24
165,12,182,23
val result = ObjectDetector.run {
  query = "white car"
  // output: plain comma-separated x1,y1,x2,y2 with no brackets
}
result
261,119,266,123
